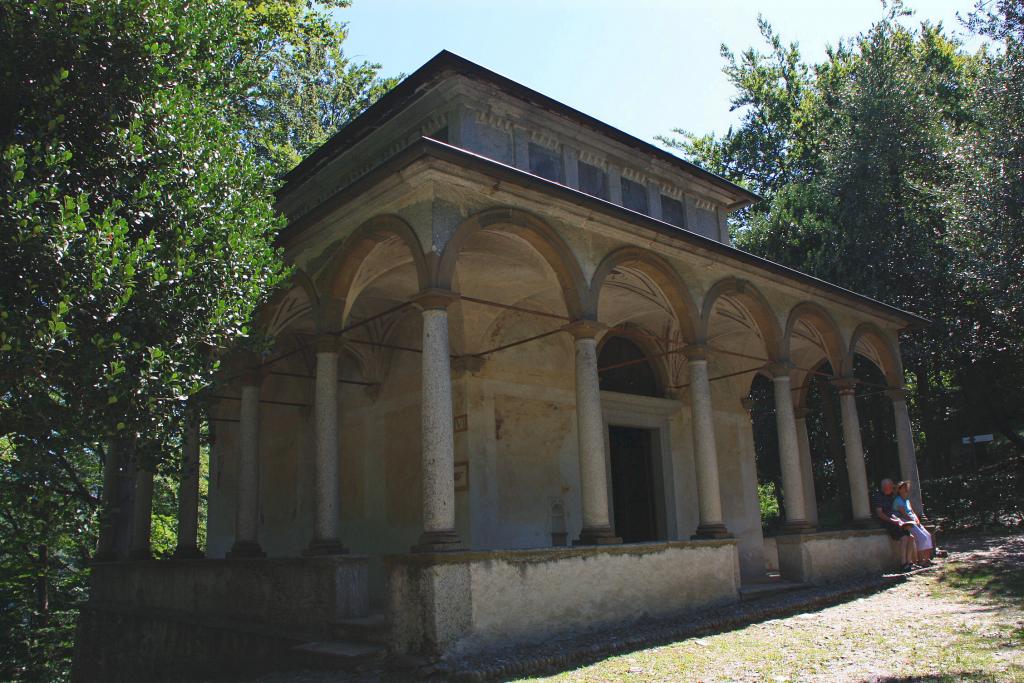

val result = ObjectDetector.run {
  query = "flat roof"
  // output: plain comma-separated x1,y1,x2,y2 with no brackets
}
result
281,136,928,328
279,50,761,209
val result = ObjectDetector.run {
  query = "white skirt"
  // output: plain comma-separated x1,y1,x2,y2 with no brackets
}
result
908,523,933,551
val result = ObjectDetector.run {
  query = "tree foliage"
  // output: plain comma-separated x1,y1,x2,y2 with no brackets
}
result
665,2,1024,497
0,0,393,679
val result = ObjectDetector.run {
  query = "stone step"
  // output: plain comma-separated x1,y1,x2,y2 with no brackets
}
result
328,611,389,643
739,580,809,602
290,640,386,669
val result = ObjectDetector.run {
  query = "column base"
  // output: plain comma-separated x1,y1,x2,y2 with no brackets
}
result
691,523,732,540
172,545,205,560
411,530,463,553
776,520,817,535
303,538,349,556
92,551,117,564
226,540,266,559
574,526,623,546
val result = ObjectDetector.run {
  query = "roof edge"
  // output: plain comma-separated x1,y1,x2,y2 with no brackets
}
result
279,50,761,207
279,137,926,328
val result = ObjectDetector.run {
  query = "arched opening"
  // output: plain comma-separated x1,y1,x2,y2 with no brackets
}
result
443,210,584,550
591,253,689,547
854,354,901,488
748,373,783,533
803,360,850,529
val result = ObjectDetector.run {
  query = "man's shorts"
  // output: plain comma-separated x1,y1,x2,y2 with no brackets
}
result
885,524,910,540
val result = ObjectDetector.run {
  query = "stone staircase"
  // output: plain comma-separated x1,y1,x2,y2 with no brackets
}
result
739,578,809,602
289,611,389,668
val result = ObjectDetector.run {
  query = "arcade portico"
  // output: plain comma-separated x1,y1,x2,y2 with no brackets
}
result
75,51,928,679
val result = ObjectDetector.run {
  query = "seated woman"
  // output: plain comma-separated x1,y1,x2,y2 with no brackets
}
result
893,481,933,565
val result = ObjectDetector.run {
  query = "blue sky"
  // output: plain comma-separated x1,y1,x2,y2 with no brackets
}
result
339,0,983,153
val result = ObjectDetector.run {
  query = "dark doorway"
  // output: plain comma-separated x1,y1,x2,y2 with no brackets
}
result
609,426,659,543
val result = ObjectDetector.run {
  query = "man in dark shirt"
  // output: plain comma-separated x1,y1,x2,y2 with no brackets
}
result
872,478,916,571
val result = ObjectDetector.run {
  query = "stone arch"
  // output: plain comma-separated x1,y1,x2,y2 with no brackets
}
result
436,207,587,319
699,277,784,360
256,268,319,338
846,323,903,386
784,302,847,375
317,214,430,328
589,247,699,342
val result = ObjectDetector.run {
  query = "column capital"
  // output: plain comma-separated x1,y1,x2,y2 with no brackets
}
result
831,376,859,395
239,368,265,388
313,333,342,354
230,351,267,387
565,319,606,340
886,386,909,402
683,344,709,362
315,295,346,334
452,355,486,376
413,288,459,311
765,360,794,379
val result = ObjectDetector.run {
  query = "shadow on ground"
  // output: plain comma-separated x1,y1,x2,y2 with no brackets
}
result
861,673,997,683
936,533,1024,608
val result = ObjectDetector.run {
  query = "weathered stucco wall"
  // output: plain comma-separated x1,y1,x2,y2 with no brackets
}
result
386,540,740,657
775,529,897,584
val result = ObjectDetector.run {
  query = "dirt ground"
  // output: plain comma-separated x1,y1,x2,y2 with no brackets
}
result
525,532,1024,683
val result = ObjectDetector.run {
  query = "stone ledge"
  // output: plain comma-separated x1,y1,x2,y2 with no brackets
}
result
384,538,738,566
773,527,887,545
91,554,371,568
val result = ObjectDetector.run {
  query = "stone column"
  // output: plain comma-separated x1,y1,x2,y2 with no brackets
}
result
833,377,872,525
95,439,122,562
174,410,204,559
793,407,819,527
568,320,620,545
686,346,730,538
888,387,926,519
228,373,265,558
306,336,347,555
768,363,812,532
128,466,154,560
412,290,462,552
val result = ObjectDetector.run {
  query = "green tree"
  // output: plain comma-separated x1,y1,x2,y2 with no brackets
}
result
0,1,393,679
948,1,1024,450
238,1,401,172
663,4,1009,485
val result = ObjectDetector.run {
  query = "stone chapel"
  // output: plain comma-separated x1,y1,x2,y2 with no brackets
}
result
74,50,929,680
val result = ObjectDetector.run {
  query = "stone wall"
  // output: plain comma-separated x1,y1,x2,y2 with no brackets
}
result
386,540,739,658
88,556,370,629
775,529,897,584
74,556,371,682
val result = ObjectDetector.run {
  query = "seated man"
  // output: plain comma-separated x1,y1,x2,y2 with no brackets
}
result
872,478,916,572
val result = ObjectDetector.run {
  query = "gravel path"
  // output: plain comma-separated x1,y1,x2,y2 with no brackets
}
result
519,533,1024,683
